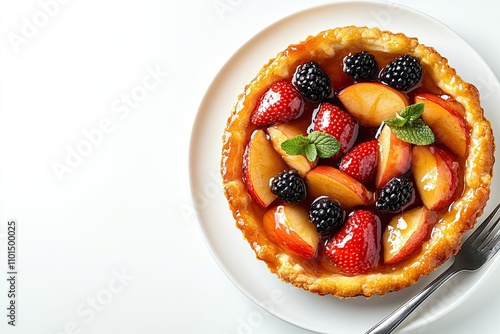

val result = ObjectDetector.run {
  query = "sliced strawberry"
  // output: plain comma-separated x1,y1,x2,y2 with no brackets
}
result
250,81,305,126
313,103,358,157
339,140,379,183
325,210,380,275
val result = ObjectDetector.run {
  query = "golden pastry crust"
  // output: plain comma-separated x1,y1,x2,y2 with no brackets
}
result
220,26,494,298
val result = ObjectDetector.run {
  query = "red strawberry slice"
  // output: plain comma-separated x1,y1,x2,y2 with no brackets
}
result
325,210,380,275
339,140,379,183
250,81,305,126
313,103,358,157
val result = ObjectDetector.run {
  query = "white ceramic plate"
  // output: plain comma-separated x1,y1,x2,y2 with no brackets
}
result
189,1,500,333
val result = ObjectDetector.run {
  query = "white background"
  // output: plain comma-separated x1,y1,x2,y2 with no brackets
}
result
1,0,499,333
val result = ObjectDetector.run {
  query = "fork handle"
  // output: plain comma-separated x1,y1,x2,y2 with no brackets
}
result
365,263,460,334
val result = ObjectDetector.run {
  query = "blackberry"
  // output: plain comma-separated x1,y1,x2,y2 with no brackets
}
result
379,54,423,91
292,62,332,102
343,51,378,80
309,197,345,236
270,170,306,204
376,177,414,212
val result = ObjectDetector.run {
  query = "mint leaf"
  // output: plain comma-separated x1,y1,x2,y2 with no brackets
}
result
281,135,309,155
305,144,317,162
400,103,425,122
384,103,434,145
384,114,407,127
280,131,340,162
309,131,341,158
391,119,435,145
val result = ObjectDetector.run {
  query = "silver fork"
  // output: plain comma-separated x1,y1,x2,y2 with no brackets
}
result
366,202,500,334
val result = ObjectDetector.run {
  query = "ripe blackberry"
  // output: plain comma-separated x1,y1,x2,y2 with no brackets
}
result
292,62,332,102
376,177,414,212
379,54,423,91
270,170,306,204
343,51,378,80
309,197,345,236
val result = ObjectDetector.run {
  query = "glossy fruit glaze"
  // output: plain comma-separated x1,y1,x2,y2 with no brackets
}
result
240,45,469,277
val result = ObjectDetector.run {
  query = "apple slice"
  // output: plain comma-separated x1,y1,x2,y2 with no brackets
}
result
383,206,437,264
411,146,460,211
263,204,320,260
415,93,468,158
305,166,374,209
267,124,317,176
375,125,411,189
338,82,409,127
243,129,288,207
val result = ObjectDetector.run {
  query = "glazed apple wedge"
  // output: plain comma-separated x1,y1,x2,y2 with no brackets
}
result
375,125,411,189
267,124,317,176
243,129,288,207
383,206,437,264
411,146,460,211
305,166,374,209
338,82,409,127
263,204,319,260
415,93,468,158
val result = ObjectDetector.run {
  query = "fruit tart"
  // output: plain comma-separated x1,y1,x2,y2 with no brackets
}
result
220,26,494,298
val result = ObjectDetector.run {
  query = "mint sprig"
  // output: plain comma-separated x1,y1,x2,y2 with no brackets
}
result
384,103,435,145
281,131,340,162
